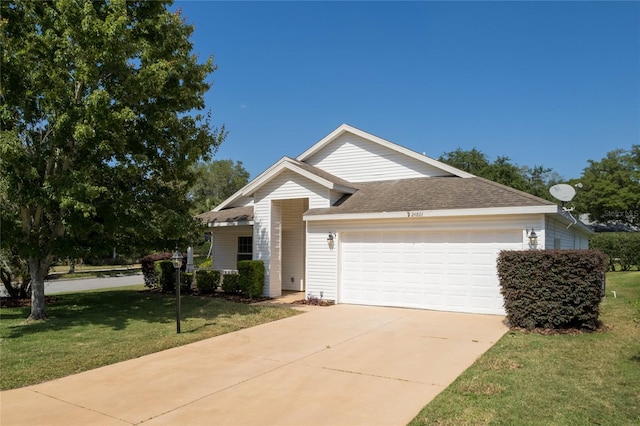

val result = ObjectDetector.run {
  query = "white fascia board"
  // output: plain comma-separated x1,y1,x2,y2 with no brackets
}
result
296,123,475,179
304,205,559,222
209,221,254,228
240,160,354,196
213,188,247,211
214,157,290,210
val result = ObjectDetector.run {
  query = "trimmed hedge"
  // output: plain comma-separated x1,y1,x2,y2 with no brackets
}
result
497,250,607,330
156,260,176,293
221,274,240,294
238,260,265,298
181,272,194,293
196,270,220,294
139,252,172,288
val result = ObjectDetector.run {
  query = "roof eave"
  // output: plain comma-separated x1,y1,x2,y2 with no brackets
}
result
550,206,594,234
240,160,357,196
208,220,254,227
304,205,559,221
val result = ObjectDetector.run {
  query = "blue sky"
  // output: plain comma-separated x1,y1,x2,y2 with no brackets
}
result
173,1,639,181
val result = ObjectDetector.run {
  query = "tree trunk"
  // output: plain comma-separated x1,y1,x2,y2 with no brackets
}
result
1,266,19,298
28,256,52,320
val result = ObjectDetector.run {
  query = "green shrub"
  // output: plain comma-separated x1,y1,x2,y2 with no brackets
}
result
181,272,194,293
589,232,640,271
497,250,607,330
221,273,240,294
238,260,265,298
139,252,172,288
196,270,220,294
199,257,212,269
156,260,176,293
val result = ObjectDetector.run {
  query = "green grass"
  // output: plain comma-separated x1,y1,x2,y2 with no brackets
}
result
409,271,640,425
0,286,300,390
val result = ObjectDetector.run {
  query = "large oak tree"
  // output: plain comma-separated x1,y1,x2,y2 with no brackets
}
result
572,146,640,228
0,0,225,319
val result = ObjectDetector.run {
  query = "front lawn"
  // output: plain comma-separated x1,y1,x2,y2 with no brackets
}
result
409,271,640,425
0,286,300,390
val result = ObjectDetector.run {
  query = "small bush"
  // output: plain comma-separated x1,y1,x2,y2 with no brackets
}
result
139,253,172,288
196,270,220,294
221,273,240,294
238,260,265,298
498,250,607,330
156,260,176,293
181,272,194,293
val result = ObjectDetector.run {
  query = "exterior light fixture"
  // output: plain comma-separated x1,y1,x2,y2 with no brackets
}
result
327,232,335,249
171,247,183,333
528,228,538,249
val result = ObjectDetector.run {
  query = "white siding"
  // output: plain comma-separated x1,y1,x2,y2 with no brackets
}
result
304,133,452,182
306,224,339,301
545,216,589,249
269,201,282,296
211,227,253,270
282,199,307,291
253,170,333,297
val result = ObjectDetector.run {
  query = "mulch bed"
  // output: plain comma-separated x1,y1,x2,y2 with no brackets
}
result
292,299,334,307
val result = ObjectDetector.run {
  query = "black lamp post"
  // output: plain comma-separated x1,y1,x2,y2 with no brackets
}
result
171,247,183,333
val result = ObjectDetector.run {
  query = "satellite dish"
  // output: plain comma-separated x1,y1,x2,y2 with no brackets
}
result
549,184,576,202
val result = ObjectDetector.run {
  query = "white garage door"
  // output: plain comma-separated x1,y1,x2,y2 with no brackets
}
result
339,230,522,315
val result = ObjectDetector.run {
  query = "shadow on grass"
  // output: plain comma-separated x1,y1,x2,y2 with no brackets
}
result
2,289,270,338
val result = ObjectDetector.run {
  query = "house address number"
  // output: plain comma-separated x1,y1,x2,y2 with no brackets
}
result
407,211,424,218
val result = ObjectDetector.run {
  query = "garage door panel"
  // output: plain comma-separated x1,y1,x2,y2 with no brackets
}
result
340,230,520,315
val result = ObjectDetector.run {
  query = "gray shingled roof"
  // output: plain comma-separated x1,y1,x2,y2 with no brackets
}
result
305,176,555,216
196,206,253,224
198,176,556,223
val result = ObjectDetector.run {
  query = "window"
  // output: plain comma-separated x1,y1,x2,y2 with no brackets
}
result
237,236,253,262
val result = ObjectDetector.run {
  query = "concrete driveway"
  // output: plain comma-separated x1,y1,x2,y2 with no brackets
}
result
1,305,507,425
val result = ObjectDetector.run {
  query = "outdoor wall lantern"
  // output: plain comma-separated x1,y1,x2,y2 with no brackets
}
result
327,232,335,249
528,228,538,250
171,247,183,334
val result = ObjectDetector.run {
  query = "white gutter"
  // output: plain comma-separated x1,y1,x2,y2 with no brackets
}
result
304,205,559,221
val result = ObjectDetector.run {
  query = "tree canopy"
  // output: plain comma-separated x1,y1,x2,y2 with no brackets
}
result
189,159,250,214
438,148,562,200
0,0,225,319
571,146,640,228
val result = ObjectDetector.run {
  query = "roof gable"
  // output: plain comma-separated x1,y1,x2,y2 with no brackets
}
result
297,124,473,181
214,157,357,211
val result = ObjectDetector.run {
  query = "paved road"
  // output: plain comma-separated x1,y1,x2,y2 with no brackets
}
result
44,274,144,294
1,274,144,297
